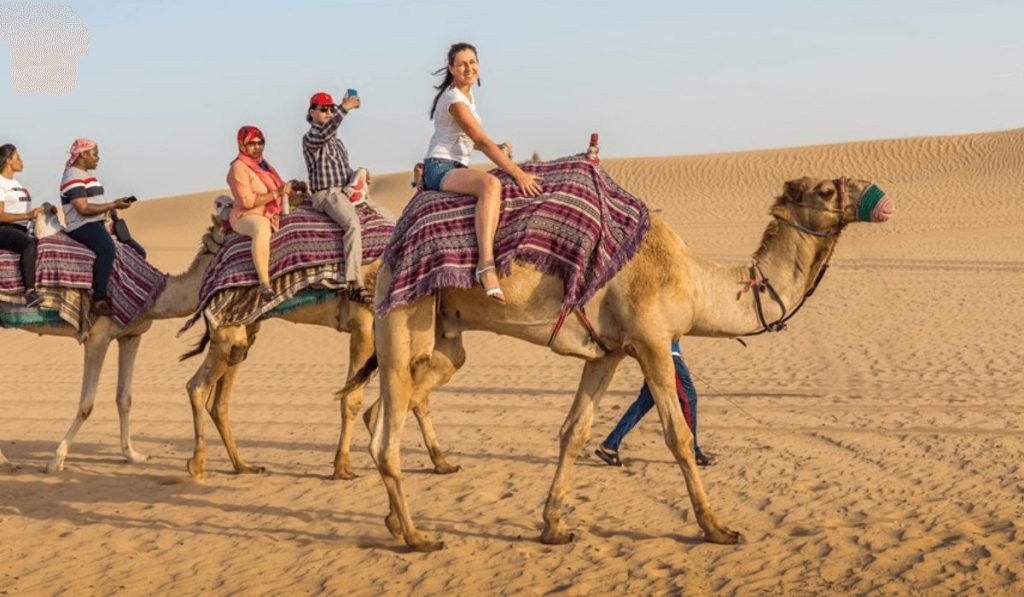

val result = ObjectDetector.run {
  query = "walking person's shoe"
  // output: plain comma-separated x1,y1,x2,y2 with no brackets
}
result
595,444,622,466
695,449,718,467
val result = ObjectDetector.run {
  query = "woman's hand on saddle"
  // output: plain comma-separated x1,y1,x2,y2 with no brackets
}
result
515,172,543,197
281,182,294,198
28,206,42,219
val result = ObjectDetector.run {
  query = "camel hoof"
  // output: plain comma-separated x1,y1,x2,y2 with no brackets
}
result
234,463,266,475
124,450,149,465
433,462,462,475
45,460,65,474
186,457,206,479
540,528,576,545
332,468,359,481
704,526,742,545
385,513,403,538
408,535,445,553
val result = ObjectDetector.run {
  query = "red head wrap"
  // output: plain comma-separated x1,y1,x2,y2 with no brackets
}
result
66,138,97,168
237,126,264,145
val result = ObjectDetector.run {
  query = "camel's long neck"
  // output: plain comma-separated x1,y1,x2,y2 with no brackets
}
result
145,247,215,320
686,220,838,338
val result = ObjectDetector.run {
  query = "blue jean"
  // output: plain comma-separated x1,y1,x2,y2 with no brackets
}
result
422,157,466,191
67,221,146,300
602,352,701,453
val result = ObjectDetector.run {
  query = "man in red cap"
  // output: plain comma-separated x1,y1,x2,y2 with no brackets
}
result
302,90,375,304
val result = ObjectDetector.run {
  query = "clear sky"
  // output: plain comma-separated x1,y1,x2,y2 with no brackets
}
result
1,0,1022,201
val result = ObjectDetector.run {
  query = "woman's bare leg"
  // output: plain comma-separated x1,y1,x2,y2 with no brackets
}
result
441,168,504,295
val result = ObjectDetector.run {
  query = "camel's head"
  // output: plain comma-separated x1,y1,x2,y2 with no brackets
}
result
201,195,232,254
212,194,233,224
773,177,894,234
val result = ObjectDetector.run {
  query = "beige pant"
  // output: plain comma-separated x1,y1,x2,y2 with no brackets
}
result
311,187,367,286
232,214,272,286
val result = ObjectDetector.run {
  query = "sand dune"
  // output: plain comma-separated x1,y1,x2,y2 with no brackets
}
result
2,129,1022,594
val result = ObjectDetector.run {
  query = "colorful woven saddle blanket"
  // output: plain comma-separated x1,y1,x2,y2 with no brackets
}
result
179,203,393,333
0,232,166,329
377,155,650,316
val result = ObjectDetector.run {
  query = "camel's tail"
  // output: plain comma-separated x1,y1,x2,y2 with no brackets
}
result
335,353,379,400
179,324,211,361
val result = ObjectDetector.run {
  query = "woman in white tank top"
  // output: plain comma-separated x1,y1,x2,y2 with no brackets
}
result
422,42,542,303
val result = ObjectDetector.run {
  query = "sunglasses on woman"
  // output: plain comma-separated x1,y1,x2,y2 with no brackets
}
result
315,106,336,114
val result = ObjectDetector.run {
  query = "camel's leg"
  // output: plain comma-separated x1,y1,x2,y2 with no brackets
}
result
207,358,265,475
541,353,622,545
48,333,112,473
362,333,465,475
184,327,241,478
634,342,740,545
333,306,375,480
409,332,465,474
185,353,220,479
370,301,444,552
114,334,147,464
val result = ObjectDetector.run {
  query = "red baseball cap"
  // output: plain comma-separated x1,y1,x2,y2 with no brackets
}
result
309,92,335,107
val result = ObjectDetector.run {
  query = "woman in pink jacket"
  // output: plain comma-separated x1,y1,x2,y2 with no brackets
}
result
226,125,293,302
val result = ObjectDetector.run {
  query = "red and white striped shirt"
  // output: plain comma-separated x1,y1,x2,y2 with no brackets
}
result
60,166,106,232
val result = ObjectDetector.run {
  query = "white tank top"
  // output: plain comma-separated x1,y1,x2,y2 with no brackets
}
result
425,87,480,166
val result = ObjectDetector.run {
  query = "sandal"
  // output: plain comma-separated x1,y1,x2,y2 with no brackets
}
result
474,264,506,303
258,285,275,303
695,449,718,467
595,445,622,467
348,286,374,305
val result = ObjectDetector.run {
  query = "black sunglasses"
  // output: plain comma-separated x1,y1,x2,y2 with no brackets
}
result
314,105,336,114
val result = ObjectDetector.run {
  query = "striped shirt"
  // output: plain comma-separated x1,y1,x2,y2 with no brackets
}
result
60,166,106,232
302,108,353,193
0,174,32,229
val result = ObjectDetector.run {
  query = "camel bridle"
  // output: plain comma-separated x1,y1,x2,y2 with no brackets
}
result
738,177,849,339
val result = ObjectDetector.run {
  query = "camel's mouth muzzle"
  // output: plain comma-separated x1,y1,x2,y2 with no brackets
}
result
857,184,894,222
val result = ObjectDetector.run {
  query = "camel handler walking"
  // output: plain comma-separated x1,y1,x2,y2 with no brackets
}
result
302,89,383,304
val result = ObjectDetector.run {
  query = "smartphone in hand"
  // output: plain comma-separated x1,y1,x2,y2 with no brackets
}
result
123,195,138,203
346,88,358,98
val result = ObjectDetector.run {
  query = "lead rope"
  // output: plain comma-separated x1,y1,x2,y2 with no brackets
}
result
687,368,769,429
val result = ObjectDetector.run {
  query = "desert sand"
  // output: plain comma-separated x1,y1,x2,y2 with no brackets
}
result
1,129,1022,595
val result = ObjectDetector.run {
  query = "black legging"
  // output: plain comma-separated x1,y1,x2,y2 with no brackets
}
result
67,221,146,301
0,223,37,290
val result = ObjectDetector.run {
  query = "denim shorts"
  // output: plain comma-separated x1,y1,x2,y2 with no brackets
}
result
422,157,466,191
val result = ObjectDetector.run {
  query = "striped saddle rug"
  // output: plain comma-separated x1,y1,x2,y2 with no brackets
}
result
179,203,393,333
377,155,650,316
0,232,166,329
